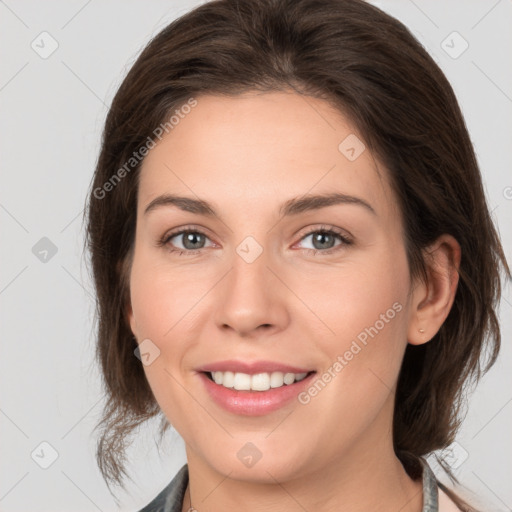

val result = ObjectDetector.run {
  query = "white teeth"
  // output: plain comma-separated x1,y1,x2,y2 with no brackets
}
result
221,371,234,388
283,372,296,385
233,372,251,390
209,371,309,391
251,372,270,391
270,371,284,388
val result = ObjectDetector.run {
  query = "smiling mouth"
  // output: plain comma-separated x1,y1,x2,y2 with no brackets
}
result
203,370,316,392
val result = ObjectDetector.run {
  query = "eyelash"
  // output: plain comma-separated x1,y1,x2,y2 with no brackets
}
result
157,224,353,257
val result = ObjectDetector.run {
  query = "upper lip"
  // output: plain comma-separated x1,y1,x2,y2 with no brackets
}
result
196,360,315,375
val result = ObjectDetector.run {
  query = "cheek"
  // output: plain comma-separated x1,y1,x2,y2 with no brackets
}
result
302,240,409,345
129,250,209,340
128,251,213,426
307,247,410,412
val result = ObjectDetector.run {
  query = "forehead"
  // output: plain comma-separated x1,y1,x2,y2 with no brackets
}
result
138,91,396,221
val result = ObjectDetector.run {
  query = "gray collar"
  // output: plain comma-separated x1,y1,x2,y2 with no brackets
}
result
139,459,439,512
421,457,440,512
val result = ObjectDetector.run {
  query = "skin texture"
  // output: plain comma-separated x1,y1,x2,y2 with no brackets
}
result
127,90,461,512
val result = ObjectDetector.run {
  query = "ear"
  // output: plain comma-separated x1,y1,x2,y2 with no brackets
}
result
407,234,461,345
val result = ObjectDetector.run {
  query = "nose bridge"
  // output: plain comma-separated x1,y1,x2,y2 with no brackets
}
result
215,233,286,335
229,234,273,306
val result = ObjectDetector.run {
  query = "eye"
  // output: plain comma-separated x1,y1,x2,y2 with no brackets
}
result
158,227,214,255
157,224,353,257
295,225,353,255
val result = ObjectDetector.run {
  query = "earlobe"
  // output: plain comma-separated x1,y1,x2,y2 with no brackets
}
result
407,234,461,346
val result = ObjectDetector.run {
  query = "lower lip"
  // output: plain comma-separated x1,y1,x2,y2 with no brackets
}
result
198,372,316,416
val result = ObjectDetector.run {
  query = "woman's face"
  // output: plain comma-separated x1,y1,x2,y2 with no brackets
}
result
128,90,417,481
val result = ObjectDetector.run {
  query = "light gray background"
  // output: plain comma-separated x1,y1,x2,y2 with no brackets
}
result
1,1,511,511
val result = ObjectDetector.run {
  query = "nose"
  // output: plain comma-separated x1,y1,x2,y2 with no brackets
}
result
214,243,289,338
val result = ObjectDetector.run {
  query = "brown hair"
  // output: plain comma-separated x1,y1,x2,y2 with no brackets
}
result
84,0,510,508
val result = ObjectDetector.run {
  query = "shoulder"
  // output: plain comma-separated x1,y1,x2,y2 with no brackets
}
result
137,464,189,512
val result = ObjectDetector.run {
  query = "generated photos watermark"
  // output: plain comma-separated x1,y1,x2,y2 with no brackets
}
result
298,301,403,405
93,97,198,200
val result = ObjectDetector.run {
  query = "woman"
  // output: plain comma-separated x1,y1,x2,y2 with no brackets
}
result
85,0,510,511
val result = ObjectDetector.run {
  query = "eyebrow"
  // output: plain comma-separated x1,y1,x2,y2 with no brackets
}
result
143,192,376,218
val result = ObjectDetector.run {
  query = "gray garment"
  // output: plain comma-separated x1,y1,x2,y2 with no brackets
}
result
138,458,439,512
138,463,188,512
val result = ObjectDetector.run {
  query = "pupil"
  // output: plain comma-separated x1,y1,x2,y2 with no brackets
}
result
184,232,204,249
313,232,334,250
